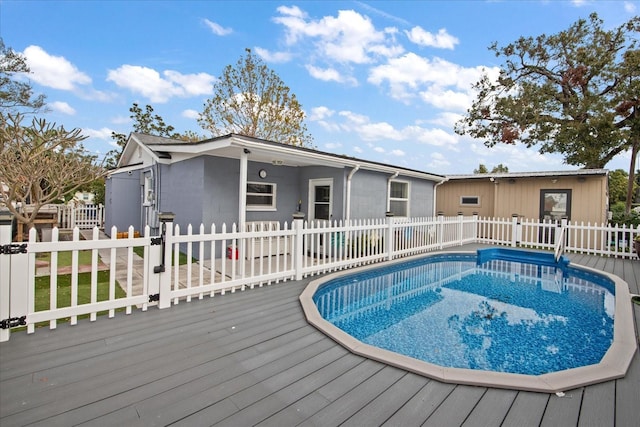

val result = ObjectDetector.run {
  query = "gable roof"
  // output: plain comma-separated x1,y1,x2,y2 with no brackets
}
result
118,132,446,182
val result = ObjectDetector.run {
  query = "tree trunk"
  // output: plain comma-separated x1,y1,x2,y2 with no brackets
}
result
625,139,639,214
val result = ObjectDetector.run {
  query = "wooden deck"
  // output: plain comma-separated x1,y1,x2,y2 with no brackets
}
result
1,245,639,426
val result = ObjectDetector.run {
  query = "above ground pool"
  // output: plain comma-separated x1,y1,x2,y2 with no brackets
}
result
299,249,637,393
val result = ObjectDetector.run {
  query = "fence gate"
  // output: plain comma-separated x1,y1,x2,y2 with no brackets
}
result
0,221,161,342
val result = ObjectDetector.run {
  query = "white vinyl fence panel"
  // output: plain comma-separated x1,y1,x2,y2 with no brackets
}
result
1,214,638,342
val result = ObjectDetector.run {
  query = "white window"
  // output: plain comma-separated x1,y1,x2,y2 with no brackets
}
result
388,180,409,217
247,182,276,211
460,196,480,206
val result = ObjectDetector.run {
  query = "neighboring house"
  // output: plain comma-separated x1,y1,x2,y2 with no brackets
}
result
70,191,95,205
105,133,445,238
436,169,609,224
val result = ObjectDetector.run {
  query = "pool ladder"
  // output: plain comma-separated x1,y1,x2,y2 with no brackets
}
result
554,226,567,263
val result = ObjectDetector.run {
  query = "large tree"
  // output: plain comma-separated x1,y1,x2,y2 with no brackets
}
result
106,103,201,168
0,114,105,230
455,13,640,212
0,38,46,114
198,48,313,147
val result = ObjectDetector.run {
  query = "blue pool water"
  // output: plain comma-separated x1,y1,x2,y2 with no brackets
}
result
312,250,615,375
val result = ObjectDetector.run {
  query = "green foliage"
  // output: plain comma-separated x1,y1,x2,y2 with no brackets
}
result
0,38,46,114
456,13,640,212
609,201,640,226
198,48,313,147
474,163,509,174
608,169,637,205
474,164,489,174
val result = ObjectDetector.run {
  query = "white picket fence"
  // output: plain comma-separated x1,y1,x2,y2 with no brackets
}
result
56,204,104,229
1,214,638,341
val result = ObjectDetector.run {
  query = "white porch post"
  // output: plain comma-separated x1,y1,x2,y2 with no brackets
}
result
239,150,248,276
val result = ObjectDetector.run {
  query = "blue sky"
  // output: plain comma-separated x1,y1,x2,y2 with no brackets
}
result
1,0,638,175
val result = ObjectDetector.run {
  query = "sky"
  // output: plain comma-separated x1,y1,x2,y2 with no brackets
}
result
1,0,638,175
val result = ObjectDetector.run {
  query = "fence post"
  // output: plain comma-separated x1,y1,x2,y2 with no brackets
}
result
385,215,394,261
511,214,519,247
294,218,304,280
457,212,464,245
472,212,479,243
0,210,13,342
157,219,174,309
437,212,444,250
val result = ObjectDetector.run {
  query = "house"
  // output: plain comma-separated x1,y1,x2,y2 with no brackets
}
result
436,169,609,224
105,133,446,239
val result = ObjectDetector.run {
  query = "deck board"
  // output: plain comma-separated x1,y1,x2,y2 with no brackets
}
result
1,245,639,426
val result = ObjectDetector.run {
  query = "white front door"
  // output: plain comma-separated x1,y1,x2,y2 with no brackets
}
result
309,179,333,221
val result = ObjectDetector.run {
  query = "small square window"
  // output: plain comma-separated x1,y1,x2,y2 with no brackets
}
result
460,196,480,206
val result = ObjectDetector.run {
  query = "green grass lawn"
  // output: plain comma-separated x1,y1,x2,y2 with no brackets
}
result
29,268,127,329
132,245,194,265
37,250,94,266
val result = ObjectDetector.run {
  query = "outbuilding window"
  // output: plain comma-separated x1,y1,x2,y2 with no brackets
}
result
460,196,480,206
388,181,409,217
247,182,276,211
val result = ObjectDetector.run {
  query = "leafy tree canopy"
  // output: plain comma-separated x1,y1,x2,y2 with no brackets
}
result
198,48,313,147
0,38,46,114
608,168,638,205
456,13,640,211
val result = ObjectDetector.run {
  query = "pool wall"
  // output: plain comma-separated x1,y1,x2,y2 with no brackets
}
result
299,250,638,393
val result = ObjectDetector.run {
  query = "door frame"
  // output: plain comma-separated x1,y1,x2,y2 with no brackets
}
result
308,178,333,221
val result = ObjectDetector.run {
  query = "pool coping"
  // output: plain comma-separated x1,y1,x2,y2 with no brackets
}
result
299,251,638,393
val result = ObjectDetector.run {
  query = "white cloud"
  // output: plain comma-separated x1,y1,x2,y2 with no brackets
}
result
334,110,458,147
182,109,199,119
353,146,363,153
111,115,131,125
624,1,637,12
273,7,402,64
50,101,75,115
309,106,334,121
306,64,357,85
324,142,342,150
83,127,114,140
254,47,292,63
427,152,451,169
106,65,215,103
203,19,232,36
368,53,499,110
405,26,459,49
390,149,405,156
22,45,91,90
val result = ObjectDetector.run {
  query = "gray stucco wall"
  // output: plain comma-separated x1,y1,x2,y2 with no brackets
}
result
349,171,435,219
106,154,437,258
104,170,142,235
298,166,346,221
156,158,206,233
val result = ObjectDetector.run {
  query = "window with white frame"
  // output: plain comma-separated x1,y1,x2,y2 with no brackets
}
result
388,180,409,216
460,196,480,206
246,182,276,210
